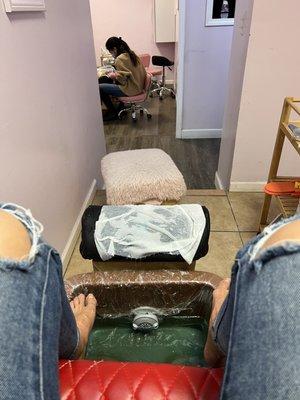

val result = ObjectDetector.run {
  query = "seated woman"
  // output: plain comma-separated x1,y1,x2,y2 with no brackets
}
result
99,37,146,121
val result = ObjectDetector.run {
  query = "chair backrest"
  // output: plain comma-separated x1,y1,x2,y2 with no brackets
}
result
139,53,151,68
143,72,152,100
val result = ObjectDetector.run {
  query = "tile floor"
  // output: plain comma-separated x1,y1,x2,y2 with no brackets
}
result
64,190,281,280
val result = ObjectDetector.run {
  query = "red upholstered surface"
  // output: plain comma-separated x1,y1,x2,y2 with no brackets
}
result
59,360,223,400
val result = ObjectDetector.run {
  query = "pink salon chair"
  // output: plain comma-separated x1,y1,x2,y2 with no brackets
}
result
117,72,152,122
139,53,163,90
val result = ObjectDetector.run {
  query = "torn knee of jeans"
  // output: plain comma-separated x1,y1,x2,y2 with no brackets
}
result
0,203,43,264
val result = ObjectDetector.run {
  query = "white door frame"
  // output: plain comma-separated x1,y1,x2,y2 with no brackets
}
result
175,0,186,139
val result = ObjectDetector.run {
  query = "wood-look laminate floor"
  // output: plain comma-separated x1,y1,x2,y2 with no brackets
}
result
103,96,220,189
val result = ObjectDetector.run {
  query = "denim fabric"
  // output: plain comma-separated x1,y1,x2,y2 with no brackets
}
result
0,204,79,400
214,214,300,399
99,83,126,97
99,83,127,112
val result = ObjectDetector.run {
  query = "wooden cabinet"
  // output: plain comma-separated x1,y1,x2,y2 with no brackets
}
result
155,0,176,43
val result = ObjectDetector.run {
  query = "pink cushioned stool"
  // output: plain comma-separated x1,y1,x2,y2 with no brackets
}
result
101,149,187,205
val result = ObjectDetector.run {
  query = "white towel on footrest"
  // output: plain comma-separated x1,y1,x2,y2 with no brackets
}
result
94,204,205,264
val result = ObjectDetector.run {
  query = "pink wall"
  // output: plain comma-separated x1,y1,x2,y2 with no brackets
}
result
0,0,106,252
182,0,233,131
89,0,175,79
229,0,300,186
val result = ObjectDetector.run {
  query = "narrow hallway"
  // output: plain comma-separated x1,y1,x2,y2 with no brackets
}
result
104,97,220,189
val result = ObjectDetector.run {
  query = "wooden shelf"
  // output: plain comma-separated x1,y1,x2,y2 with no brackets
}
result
259,97,300,230
280,122,300,155
275,195,299,218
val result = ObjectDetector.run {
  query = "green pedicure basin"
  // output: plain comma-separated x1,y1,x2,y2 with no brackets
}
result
65,270,222,367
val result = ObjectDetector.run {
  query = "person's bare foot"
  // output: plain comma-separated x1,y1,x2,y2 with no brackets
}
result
70,293,97,358
204,278,230,367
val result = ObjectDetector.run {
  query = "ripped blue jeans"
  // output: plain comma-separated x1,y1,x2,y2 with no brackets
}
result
214,213,300,399
0,204,299,400
0,203,79,400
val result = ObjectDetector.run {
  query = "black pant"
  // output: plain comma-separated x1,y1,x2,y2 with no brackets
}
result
98,77,116,112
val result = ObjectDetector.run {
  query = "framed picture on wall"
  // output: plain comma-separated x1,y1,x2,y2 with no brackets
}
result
2,0,45,12
206,0,235,26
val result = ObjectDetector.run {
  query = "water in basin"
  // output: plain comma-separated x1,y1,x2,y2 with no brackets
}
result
85,316,208,366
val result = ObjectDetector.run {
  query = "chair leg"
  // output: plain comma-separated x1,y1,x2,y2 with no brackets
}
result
118,108,129,118
144,107,152,119
164,87,176,98
131,104,137,121
151,79,161,91
150,87,162,96
157,86,176,100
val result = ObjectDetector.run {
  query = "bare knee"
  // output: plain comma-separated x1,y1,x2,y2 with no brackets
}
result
261,219,300,251
0,210,31,260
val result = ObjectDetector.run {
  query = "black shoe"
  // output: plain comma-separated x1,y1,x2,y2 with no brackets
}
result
103,111,118,122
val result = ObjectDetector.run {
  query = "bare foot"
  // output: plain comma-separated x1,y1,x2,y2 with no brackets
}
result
70,293,97,358
204,278,230,367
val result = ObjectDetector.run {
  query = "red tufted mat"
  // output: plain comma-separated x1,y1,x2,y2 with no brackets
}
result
59,360,223,400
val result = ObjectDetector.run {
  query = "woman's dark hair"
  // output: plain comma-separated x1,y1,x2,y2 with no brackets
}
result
105,36,139,66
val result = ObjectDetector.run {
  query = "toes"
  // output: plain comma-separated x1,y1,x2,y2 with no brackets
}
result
70,300,75,311
73,296,79,307
78,293,85,304
70,293,97,312
86,294,97,307
224,278,231,286
72,294,85,308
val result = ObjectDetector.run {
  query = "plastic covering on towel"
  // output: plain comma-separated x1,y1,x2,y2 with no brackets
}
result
94,205,206,264
65,270,222,320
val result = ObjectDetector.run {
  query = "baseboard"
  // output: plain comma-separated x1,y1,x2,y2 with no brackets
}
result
166,79,174,85
229,181,266,192
181,129,222,139
61,179,97,272
215,171,224,190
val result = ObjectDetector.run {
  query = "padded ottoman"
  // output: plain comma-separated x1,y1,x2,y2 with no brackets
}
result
59,360,224,400
101,149,187,205
80,205,210,271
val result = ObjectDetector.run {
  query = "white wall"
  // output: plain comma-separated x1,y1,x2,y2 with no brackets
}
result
181,0,233,136
216,0,254,188
229,0,300,188
0,0,106,253
89,0,175,80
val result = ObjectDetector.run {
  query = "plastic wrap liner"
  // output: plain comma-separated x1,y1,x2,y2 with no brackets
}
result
65,270,222,321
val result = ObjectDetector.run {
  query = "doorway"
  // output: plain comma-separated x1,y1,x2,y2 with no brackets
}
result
88,0,234,189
